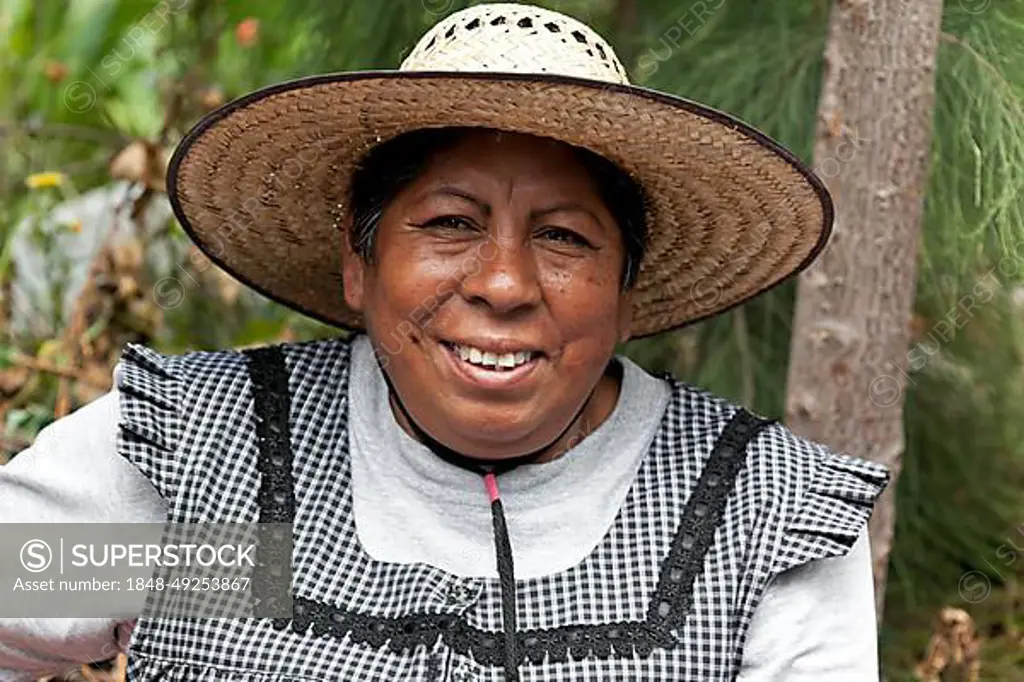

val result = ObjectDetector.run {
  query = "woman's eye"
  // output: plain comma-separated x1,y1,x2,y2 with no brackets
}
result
538,227,591,248
421,215,476,232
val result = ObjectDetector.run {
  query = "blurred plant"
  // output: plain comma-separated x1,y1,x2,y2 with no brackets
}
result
914,607,982,682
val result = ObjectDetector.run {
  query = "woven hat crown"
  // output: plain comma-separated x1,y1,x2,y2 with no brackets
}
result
401,4,630,85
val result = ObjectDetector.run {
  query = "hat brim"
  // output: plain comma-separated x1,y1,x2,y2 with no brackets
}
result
167,70,831,339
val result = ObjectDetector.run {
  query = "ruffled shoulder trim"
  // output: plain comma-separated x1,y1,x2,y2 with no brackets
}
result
126,653,309,681
773,438,890,574
114,343,186,504
113,338,351,510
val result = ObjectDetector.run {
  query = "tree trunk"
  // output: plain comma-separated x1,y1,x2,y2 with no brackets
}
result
784,0,944,618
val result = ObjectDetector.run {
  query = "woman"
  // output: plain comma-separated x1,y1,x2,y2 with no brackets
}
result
1,3,888,681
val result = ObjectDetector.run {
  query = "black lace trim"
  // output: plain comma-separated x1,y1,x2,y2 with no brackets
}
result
275,596,677,666
244,346,295,618
244,346,773,664
647,409,775,630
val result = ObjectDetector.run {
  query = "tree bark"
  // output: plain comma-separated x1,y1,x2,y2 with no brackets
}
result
784,0,944,618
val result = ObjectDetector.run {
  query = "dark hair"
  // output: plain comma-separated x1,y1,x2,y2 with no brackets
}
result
347,127,648,289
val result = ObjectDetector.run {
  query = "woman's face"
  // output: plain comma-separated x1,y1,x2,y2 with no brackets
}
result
343,129,633,459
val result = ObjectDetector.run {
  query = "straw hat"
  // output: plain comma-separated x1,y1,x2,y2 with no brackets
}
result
167,2,831,338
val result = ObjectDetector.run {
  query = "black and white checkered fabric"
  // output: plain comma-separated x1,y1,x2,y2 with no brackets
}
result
115,335,888,681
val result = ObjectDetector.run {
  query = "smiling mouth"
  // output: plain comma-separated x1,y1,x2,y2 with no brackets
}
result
440,340,543,372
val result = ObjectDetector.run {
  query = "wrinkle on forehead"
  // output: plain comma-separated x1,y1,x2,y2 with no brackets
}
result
428,132,596,196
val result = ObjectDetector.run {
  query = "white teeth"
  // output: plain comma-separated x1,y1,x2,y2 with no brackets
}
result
453,344,534,370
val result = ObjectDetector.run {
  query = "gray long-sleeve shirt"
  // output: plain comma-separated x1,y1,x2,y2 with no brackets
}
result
0,336,878,680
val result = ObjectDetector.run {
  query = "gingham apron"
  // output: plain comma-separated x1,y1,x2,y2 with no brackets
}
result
115,335,888,681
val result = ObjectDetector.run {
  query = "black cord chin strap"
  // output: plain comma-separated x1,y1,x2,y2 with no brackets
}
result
377,364,594,682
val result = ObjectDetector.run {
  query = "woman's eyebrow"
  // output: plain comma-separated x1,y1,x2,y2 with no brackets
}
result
531,202,606,230
421,189,604,230
426,186,492,215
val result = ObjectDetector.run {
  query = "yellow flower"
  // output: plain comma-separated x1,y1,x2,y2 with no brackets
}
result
67,218,83,233
25,171,66,189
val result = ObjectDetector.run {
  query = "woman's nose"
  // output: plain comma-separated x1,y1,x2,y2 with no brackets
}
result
458,235,543,314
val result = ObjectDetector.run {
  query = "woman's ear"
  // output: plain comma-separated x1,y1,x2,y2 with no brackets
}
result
340,214,366,313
